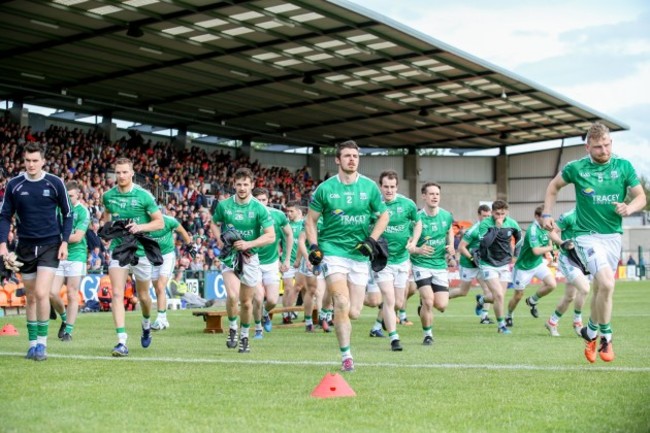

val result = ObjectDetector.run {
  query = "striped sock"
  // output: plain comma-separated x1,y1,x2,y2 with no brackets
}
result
27,320,37,343
116,327,127,345
587,318,599,340
37,320,49,346
599,323,613,342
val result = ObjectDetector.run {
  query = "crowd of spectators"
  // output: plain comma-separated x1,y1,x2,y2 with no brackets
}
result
0,114,319,277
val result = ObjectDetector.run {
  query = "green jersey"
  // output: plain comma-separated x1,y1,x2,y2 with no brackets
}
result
258,207,290,265
556,209,577,258
514,221,549,271
67,202,90,263
309,174,386,261
561,155,639,235
102,184,159,257
212,196,273,267
149,215,180,255
411,208,453,270
383,194,420,265
288,219,304,264
459,221,480,269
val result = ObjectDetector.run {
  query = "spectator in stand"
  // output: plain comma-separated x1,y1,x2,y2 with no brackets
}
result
89,246,103,272
86,219,103,254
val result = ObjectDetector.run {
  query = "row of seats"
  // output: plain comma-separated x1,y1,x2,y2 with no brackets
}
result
0,281,25,312
0,282,85,314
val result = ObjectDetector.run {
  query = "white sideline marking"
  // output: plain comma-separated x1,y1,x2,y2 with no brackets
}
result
2,351,649,372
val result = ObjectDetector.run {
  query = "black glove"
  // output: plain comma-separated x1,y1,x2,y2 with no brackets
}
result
560,240,574,251
355,237,377,260
308,244,323,266
221,227,242,246
184,244,199,259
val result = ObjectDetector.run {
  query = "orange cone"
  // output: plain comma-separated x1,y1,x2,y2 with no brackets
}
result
0,324,19,336
311,373,356,398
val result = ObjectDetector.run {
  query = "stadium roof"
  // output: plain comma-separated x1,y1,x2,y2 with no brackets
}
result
0,0,628,150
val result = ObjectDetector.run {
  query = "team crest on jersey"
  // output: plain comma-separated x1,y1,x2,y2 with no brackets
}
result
131,199,138,207
248,211,255,218
43,189,50,197
396,206,403,213
442,221,448,228
360,192,367,200
506,230,512,237
431,223,438,231
611,170,618,179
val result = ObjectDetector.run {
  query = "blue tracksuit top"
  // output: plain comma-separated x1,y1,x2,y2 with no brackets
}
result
0,172,73,247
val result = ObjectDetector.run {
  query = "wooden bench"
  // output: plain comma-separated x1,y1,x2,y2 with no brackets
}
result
192,306,319,334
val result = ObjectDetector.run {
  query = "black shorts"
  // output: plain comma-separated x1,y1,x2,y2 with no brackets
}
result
16,243,61,274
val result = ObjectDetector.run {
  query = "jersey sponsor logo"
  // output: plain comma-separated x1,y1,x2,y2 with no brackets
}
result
422,236,445,246
593,193,621,205
332,209,345,216
341,214,367,225
581,187,596,197
20,191,29,195
237,229,255,238
384,223,407,234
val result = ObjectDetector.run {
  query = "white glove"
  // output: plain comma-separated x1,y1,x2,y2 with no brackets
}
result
3,252,24,272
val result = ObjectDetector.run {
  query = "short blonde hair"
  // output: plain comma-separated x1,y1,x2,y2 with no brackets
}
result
586,122,610,144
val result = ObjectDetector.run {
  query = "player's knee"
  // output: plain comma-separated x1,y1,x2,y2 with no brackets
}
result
349,308,361,319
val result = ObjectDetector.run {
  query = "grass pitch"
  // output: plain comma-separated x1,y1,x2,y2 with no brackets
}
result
1,281,649,433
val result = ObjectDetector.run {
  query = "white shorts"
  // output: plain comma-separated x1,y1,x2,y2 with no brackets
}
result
558,254,591,284
298,258,324,280
283,266,298,279
412,266,449,288
366,265,380,293
511,263,552,290
322,256,369,286
55,260,86,277
481,265,512,283
152,252,175,280
109,254,152,281
258,261,280,286
575,233,621,276
459,265,483,282
222,253,260,287
374,260,410,288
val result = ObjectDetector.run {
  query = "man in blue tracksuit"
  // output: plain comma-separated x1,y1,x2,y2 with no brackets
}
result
0,142,72,361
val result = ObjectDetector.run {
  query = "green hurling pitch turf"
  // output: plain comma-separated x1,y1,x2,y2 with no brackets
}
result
1,281,649,433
